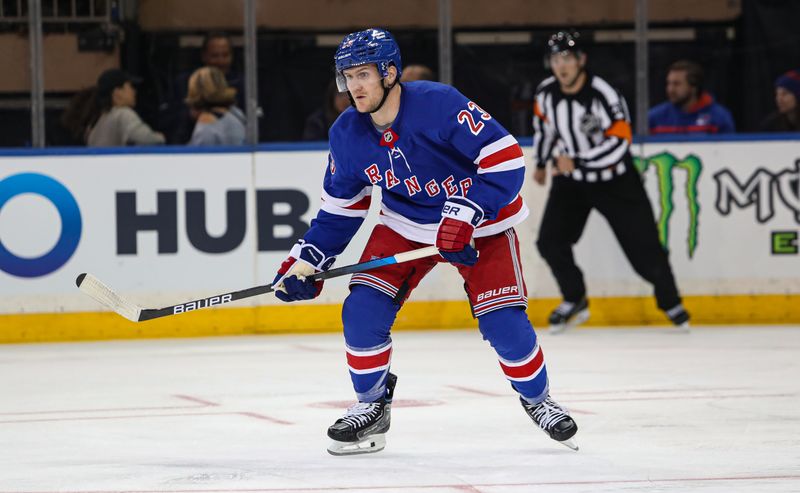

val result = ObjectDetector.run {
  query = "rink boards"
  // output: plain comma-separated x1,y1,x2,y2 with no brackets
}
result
1,138,798,342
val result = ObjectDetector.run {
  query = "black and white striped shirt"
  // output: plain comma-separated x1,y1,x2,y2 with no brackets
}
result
532,73,633,182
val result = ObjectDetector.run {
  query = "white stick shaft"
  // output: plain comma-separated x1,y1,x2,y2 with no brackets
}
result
393,245,439,264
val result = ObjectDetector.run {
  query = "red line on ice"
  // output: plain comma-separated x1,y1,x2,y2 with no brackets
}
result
8,473,800,492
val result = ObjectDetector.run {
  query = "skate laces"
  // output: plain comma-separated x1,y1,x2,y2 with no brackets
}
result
339,401,382,428
527,397,570,431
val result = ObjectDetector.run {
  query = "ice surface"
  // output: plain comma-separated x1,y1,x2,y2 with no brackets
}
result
1,326,799,492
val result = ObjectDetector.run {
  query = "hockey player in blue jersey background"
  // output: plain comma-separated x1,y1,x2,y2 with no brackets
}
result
271,27,578,455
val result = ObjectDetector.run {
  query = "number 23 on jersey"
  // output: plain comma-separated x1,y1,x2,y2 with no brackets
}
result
457,101,492,136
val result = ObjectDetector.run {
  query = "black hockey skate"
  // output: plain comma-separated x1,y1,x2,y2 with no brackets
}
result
327,372,397,456
665,304,690,332
520,395,579,451
548,298,589,334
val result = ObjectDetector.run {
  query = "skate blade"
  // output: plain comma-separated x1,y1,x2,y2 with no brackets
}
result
664,322,691,333
559,438,579,451
550,309,590,335
327,434,386,456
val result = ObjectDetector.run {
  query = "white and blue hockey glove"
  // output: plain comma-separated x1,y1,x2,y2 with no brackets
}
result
272,241,336,302
436,196,483,266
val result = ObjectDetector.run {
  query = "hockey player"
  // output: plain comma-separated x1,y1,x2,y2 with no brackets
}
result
271,28,578,455
531,31,690,333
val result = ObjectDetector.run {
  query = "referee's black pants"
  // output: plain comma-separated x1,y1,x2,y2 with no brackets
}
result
536,169,682,311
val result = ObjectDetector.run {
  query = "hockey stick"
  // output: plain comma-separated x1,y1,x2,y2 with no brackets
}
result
76,245,439,323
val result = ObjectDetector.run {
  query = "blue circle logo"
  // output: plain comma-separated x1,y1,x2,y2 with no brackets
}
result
0,173,82,278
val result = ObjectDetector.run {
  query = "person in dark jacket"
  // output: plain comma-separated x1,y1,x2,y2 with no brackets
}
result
161,32,246,144
760,69,800,132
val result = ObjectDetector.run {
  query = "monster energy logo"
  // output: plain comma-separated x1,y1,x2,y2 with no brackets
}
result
713,160,800,224
634,153,702,258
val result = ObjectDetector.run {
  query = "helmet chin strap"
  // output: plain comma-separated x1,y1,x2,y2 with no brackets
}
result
370,78,399,114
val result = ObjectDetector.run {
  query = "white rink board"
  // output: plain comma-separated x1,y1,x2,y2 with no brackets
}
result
564,140,800,297
0,139,799,315
1,152,257,313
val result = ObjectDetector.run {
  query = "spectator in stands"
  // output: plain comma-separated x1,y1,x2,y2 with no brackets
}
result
648,60,735,135
302,79,351,141
200,32,245,100
759,69,800,132
87,69,165,147
400,64,435,82
162,32,245,144
186,67,246,146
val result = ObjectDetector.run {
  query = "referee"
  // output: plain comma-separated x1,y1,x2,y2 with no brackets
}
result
532,31,690,333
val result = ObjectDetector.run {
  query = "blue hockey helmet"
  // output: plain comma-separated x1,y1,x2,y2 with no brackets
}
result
334,28,402,92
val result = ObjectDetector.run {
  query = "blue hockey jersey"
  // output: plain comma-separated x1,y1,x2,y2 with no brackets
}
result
303,81,528,260
648,92,735,135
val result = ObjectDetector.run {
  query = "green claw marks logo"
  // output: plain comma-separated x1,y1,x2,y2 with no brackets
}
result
633,153,702,258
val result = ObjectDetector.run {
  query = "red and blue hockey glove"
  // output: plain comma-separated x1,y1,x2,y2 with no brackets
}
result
436,196,483,266
272,241,335,302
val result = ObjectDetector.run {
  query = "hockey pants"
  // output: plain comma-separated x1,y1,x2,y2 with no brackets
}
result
537,171,682,311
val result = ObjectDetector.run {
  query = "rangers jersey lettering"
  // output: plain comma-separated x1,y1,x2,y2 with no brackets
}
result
304,81,529,258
